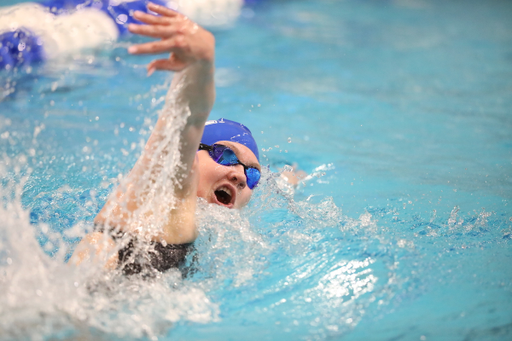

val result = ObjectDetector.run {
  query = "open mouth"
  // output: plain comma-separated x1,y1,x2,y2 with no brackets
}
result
214,186,234,206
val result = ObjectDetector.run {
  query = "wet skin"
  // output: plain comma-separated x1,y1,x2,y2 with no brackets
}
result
195,141,261,209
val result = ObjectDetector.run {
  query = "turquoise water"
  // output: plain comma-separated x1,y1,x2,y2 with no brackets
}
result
1,0,511,340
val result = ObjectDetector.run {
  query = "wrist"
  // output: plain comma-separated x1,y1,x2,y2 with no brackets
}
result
196,30,215,65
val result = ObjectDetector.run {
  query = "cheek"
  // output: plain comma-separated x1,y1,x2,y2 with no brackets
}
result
236,188,253,208
195,153,224,198
195,153,212,198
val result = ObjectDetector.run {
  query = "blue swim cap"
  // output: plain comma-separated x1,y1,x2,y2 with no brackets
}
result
0,29,45,70
38,0,170,35
201,118,259,161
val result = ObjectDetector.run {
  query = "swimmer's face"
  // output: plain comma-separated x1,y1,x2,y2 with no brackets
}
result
196,141,260,209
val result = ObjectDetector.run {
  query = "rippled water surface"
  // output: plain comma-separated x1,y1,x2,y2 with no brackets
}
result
1,0,511,340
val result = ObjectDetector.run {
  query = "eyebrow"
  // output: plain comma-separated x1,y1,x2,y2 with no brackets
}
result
221,142,261,171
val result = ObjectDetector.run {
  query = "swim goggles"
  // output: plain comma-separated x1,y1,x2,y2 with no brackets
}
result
198,143,261,189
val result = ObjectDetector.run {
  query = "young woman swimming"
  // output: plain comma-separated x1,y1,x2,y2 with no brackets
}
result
70,2,262,275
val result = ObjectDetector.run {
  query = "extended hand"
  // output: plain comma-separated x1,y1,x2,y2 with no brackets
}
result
128,2,215,75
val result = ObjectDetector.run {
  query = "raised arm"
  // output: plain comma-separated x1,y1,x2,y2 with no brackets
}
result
128,2,215,182
72,3,214,266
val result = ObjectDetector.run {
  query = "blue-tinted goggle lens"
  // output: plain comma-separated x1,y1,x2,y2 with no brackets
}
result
245,167,260,190
201,144,261,189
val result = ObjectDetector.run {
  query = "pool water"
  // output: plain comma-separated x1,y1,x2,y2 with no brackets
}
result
1,0,511,340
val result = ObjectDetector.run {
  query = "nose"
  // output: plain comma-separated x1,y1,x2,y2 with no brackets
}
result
228,164,247,190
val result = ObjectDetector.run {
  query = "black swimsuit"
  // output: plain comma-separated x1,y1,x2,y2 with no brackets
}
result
94,225,193,276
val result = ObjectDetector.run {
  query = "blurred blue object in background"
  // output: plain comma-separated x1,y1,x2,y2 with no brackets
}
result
0,28,45,70
0,0,169,70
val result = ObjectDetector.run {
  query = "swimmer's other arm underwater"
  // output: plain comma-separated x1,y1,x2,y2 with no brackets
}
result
69,2,263,273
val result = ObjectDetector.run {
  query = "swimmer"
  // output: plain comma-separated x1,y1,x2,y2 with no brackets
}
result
0,0,244,70
69,2,263,275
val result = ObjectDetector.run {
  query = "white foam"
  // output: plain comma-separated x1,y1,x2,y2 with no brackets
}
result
175,0,244,28
0,3,119,60
0,73,219,338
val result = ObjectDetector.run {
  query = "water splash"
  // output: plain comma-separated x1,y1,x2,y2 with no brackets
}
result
0,73,219,340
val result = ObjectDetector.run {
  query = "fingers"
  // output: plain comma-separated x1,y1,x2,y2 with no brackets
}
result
128,23,176,39
147,2,179,18
132,10,171,25
148,58,187,73
128,38,181,54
